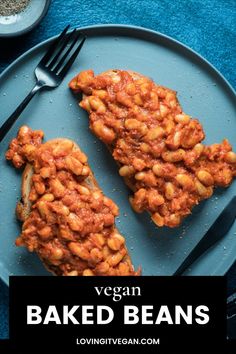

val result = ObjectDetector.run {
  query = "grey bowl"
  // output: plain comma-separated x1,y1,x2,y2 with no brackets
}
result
0,0,51,37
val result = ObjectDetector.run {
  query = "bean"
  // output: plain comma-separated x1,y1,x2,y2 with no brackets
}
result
165,182,175,200
118,138,127,149
89,96,106,113
167,214,181,227
103,213,114,227
59,225,74,241
225,151,236,164
140,83,151,96
118,262,131,275
196,170,214,186
152,110,163,121
92,191,103,200
72,150,88,164
135,172,146,180
140,143,150,153
96,261,110,274
37,201,49,219
157,87,166,98
152,163,164,176
172,131,181,148
102,245,110,259
133,93,143,106
67,270,79,276
12,154,24,168
81,97,91,112
50,178,66,198
134,188,146,202
126,83,136,95
40,167,51,179
162,149,186,162
149,91,159,109
50,247,64,260
51,202,70,216
52,140,73,157
193,143,204,155
79,152,88,164
174,114,190,124
108,250,125,267
220,168,232,186
116,92,133,107
91,233,105,248
34,181,45,195
166,131,182,150
195,180,209,197
129,197,139,213
38,226,52,240
148,191,164,208
176,174,194,189
92,89,107,99
93,120,116,144
23,144,36,158
18,125,30,139
132,158,146,171
125,119,147,134
90,248,103,264
83,269,94,276
81,166,90,176
160,104,169,118
103,197,119,216
65,156,83,175
165,120,175,134
77,185,90,195
107,233,125,251
129,188,147,212
29,187,38,202
151,212,164,227
67,213,83,232
145,126,164,140
23,225,36,236
136,78,149,85
119,165,134,177
166,92,176,103
111,73,121,83
60,205,70,216
68,242,90,260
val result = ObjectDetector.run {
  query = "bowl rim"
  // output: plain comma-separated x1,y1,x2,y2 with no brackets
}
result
0,0,51,38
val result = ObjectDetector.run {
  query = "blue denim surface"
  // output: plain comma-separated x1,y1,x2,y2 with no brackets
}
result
0,0,235,339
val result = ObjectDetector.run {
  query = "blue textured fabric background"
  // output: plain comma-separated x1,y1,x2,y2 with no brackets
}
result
0,0,235,340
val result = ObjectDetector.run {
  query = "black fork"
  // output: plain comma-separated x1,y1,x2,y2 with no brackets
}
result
0,25,86,142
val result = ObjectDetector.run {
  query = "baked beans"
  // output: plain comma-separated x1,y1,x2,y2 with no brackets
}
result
6,126,139,276
69,69,236,227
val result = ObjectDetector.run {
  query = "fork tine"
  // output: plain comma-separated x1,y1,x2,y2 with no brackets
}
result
58,36,86,78
39,25,70,66
47,29,76,70
53,31,81,73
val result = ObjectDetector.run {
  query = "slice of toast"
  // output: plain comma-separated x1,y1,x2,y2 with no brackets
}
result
16,163,33,222
69,69,236,228
17,139,99,222
6,129,139,276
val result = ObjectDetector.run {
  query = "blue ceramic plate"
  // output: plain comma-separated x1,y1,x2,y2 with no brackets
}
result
0,25,235,284
0,0,51,37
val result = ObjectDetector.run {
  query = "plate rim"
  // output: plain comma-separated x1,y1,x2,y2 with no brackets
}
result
0,23,235,95
0,24,235,285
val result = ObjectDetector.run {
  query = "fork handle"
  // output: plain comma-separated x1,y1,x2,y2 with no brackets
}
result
0,80,45,143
